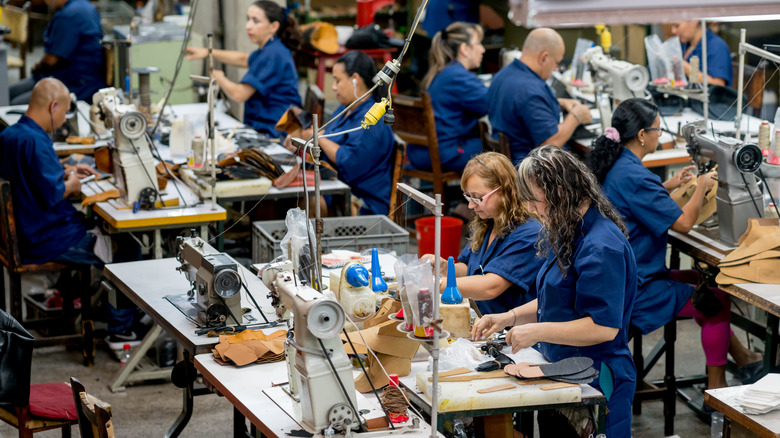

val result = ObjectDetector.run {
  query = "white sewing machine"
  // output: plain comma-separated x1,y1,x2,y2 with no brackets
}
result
92,87,159,207
582,46,649,104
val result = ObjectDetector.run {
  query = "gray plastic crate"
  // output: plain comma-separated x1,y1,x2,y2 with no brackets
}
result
252,215,409,263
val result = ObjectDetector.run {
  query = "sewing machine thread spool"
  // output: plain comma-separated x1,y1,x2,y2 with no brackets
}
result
758,121,771,153
191,136,205,166
689,56,700,84
775,129,780,157
133,66,160,113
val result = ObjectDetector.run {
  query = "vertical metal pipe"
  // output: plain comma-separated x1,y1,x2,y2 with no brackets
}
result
701,19,709,129
313,114,323,292
430,193,441,438
736,29,746,140
208,33,216,210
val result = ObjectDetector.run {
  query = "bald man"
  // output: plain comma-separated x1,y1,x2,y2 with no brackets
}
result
488,28,592,162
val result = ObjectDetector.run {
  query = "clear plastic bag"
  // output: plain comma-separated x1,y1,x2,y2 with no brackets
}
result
403,258,435,337
428,338,491,371
644,34,669,83
279,208,316,285
662,36,687,85
394,254,418,331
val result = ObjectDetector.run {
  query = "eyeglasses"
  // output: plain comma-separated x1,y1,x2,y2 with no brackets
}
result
644,127,661,133
463,187,500,205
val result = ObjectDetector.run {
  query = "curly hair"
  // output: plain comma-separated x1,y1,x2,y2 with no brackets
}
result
517,145,626,274
461,152,532,252
587,98,658,183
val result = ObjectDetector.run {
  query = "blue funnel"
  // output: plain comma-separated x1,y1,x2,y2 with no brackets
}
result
441,256,463,304
345,263,369,287
371,248,387,292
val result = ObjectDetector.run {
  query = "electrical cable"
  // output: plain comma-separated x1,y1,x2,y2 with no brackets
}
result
758,169,780,219
128,137,163,206
316,337,368,433
740,171,764,217
143,131,189,207
240,281,270,323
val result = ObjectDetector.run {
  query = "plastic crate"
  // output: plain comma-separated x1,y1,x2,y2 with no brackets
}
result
252,215,409,263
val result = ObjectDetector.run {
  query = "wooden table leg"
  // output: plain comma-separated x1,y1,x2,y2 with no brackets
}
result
723,415,731,438
475,413,513,438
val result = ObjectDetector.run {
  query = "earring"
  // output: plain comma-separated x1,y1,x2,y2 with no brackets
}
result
641,141,645,146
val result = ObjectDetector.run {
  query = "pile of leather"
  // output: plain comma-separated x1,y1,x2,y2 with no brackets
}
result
217,148,285,181
717,218,780,284
212,329,286,366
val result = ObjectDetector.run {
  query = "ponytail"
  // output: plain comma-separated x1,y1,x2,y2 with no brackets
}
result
421,22,482,90
254,1,301,51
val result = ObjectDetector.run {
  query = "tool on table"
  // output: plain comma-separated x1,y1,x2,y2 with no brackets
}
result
441,256,462,304
370,248,387,292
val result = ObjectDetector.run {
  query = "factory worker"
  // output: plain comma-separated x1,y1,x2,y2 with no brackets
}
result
422,0,479,37
474,145,636,436
9,0,106,104
588,98,763,390
186,1,301,138
407,22,488,173
488,28,592,163
672,21,733,87
284,51,394,216
423,152,544,315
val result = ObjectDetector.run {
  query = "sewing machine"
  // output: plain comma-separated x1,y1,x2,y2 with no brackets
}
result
582,46,649,103
92,87,159,207
176,235,243,327
261,260,361,434
683,121,764,246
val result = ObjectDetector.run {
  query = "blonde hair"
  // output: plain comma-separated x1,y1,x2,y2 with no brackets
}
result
421,22,483,90
461,152,532,252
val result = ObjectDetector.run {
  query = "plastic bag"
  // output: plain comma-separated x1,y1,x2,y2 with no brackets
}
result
394,254,418,331
644,34,669,83
661,36,687,85
403,258,435,337
279,208,316,285
428,338,491,372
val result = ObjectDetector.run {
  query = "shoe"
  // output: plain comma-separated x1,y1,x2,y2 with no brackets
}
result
738,360,765,385
105,329,142,350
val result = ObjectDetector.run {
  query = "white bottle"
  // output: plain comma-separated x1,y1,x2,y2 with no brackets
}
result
120,343,132,367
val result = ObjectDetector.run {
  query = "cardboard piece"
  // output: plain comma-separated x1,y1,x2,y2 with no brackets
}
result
354,352,411,393
212,329,287,367
717,218,780,284
670,177,717,225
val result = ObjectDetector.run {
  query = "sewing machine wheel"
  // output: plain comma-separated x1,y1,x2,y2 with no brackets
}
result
119,111,148,139
206,303,228,326
214,269,241,298
307,300,345,339
137,187,157,210
328,403,358,432
733,144,762,174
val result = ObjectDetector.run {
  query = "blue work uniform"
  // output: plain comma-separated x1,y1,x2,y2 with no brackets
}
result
421,0,479,36
601,149,692,334
39,0,106,102
535,206,637,437
681,29,733,87
322,98,394,215
488,60,560,163
0,116,86,264
407,61,488,172
457,219,544,315
241,38,301,138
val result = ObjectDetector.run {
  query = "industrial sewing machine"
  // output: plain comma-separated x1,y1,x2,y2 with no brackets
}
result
92,87,160,208
176,235,244,327
683,121,764,246
582,46,649,103
261,260,361,435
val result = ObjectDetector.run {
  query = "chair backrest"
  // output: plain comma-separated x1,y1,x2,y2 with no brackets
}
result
303,84,325,124
391,92,443,172
388,140,405,224
733,61,765,115
0,178,23,273
103,44,115,88
70,377,114,438
478,119,511,160
0,5,29,46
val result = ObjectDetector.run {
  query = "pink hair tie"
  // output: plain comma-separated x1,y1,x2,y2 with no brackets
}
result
604,127,620,143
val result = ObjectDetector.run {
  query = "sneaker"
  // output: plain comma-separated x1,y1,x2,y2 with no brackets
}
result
105,329,142,350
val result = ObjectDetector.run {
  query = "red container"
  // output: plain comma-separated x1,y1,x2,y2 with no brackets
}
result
414,216,463,260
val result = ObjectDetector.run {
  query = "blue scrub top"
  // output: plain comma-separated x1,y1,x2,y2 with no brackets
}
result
408,61,488,172
601,149,692,334
421,0,479,36
0,116,86,264
457,219,544,315
681,29,733,87
535,206,636,437
241,39,301,138
323,98,394,215
488,60,560,163
40,0,106,102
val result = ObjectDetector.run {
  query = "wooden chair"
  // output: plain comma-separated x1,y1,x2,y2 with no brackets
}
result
102,43,115,88
392,92,460,214
1,3,30,79
70,378,114,438
303,83,325,124
733,61,766,117
478,119,511,159
388,140,405,225
0,177,95,365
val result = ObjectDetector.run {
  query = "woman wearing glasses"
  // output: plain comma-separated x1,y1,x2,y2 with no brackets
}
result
587,98,762,390
423,152,544,315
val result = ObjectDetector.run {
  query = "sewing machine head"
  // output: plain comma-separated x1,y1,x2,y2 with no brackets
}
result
92,87,159,207
683,121,764,245
583,46,649,102
176,235,243,327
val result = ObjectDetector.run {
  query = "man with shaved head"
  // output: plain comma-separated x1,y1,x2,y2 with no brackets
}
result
488,28,593,162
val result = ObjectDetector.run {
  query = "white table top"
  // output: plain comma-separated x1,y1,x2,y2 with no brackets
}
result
706,385,780,437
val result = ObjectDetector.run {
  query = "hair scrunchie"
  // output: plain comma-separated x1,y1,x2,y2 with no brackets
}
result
605,127,621,143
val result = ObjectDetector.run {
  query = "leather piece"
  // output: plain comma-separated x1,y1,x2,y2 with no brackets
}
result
81,189,120,207
0,309,33,409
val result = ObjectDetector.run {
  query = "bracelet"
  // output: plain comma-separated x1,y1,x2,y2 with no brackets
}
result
511,308,519,326
571,111,582,125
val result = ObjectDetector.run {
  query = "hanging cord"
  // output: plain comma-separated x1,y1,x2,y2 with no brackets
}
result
740,171,764,217
316,337,368,433
758,168,780,218
341,327,395,430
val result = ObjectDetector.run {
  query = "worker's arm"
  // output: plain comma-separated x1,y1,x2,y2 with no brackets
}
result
683,61,727,87
212,70,255,103
441,273,512,301
663,165,695,192
63,172,82,199
421,254,469,278
32,54,61,75
505,317,618,353
541,103,592,147
185,47,249,68
472,299,539,340
670,171,717,233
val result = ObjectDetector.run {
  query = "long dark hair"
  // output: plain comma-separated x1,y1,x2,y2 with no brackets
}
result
587,98,658,183
335,51,385,102
253,1,301,51
421,22,483,90
518,145,626,275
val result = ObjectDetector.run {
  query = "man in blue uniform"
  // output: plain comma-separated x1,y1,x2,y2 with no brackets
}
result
10,0,106,104
672,21,733,87
488,28,592,162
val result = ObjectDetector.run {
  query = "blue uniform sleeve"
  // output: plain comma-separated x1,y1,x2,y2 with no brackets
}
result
482,221,542,293
334,123,394,183
27,138,65,211
457,74,489,117
574,247,627,329
44,15,79,59
521,91,560,146
629,172,681,237
707,39,733,86
458,243,472,265
241,49,287,98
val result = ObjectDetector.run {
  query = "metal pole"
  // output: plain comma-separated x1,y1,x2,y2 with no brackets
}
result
701,19,709,129
208,33,216,210
736,29,746,141
312,114,323,292
430,193,441,438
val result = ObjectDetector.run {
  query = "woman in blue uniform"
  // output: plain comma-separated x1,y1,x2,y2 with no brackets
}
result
186,1,301,138
285,51,394,216
423,152,543,315
408,22,488,173
671,21,733,86
587,98,762,389
474,145,637,437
